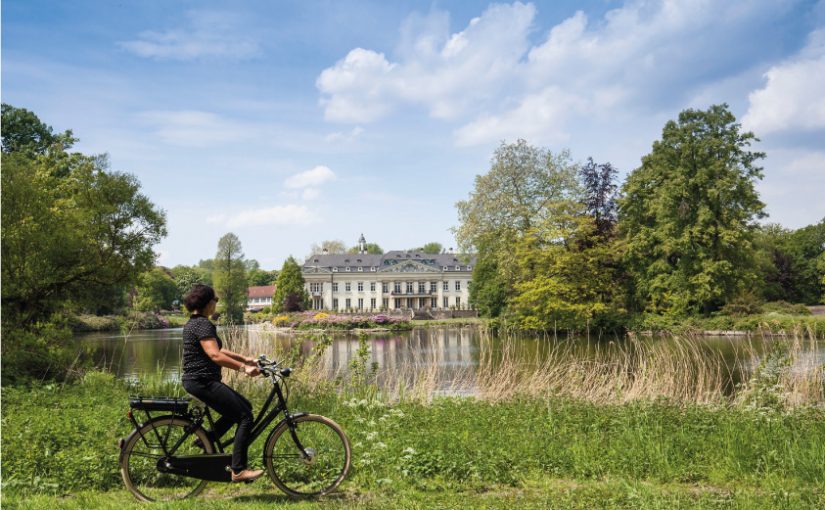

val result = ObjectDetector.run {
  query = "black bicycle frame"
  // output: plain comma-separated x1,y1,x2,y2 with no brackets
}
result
211,377,292,452
126,373,309,468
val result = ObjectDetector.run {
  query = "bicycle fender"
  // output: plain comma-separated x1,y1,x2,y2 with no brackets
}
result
118,414,181,463
263,412,310,445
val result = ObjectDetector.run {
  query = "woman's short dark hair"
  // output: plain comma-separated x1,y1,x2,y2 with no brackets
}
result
183,284,216,312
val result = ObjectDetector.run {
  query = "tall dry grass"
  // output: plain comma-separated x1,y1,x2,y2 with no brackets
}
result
181,324,824,408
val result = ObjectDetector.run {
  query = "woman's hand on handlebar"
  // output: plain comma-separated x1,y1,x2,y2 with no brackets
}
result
242,365,261,377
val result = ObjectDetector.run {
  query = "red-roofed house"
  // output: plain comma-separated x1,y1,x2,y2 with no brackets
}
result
247,285,276,311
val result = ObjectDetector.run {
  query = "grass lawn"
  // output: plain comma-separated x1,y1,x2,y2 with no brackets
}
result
3,371,823,509
4,477,823,509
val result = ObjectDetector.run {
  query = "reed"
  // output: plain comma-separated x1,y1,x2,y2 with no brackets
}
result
132,324,823,409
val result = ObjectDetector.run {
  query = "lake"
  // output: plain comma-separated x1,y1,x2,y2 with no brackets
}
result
74,325,824,399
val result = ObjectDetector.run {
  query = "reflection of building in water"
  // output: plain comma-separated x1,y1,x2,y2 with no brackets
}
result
302,234,475,312
319,328,477,391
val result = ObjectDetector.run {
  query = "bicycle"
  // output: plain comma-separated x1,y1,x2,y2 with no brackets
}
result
118,355,351,502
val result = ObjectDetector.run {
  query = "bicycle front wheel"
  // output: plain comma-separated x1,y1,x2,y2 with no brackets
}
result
120,416,213,502
263,414,351,497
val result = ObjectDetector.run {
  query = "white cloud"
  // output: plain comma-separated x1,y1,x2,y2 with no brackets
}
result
138,110,251,147
743,28,825,135
324,126,364,143
455,86,587,146
284,165,336,189
758,149,825,228
207,204,319,228
317,1,795,146
119,10,260,60
301,188,321,200
316,2,535,123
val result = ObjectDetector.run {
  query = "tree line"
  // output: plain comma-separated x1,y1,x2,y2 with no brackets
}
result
459,104,825,332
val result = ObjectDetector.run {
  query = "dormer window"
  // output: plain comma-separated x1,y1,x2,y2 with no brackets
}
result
453,258,458,262
357,266,363,272
357,259,362,263
442,266,448,270
467,265,472,270
345,267,351,272
332,267,338,272
455,265,460,270
370,266,376,271
415,254,420,258
344,259,350,263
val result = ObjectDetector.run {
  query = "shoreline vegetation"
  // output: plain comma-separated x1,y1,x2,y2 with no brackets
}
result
5,330,824,509
69,308,825,338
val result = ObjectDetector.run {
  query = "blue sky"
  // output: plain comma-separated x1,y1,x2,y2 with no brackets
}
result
3,0,824,269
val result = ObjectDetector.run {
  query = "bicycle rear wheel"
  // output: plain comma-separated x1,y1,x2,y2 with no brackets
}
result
120,416,213,502
263,414,351,497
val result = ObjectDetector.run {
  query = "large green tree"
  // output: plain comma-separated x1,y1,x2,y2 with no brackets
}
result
1,104,165,382
1,125,166,324
133,268,179,312
508,212,627,331
212,233,248,323
619,104,765,315
273,257,308,312
455,139,581,314
2,103,74,155
171,265,211,299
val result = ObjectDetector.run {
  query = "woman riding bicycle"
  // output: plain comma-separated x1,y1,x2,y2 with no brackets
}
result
181,284,263,483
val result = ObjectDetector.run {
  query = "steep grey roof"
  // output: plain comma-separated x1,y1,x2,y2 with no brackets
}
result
302,250,476,272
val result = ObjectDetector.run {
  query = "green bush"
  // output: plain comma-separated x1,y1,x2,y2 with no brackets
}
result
68,314,121,332
0,320,82,385
761,300,812,315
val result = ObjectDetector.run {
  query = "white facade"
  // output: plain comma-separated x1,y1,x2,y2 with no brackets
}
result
302,250,474,312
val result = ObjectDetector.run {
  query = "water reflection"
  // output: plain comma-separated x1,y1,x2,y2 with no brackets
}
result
75,326,823,395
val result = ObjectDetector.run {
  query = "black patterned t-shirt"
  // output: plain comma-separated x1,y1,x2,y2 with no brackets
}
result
182,315,223,381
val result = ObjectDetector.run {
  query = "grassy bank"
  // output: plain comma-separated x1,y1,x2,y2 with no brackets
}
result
3,370,824,509
630,312,825,337
69,312,189,332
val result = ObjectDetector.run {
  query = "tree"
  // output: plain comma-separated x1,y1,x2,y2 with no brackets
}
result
273,257,308,312
619,104,765,315
2,140,166,324
133,267,179,312
247,268,279,286
2,103,75,155
456,140,581,251
347,243,383,254
414,242,444,254
454,140,581,314
579,158,619,237
171,265,211,301
1,105,165,382
468,236,507,317
508,213,627,331
309,240,347,255
212,233,247,323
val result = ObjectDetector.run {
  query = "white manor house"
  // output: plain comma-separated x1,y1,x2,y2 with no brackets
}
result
302,235,475,312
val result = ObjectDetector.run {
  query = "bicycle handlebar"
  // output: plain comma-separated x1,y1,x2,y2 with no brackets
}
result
255,354,292,378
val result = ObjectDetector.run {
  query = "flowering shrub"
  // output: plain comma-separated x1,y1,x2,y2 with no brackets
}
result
267,311,412,331
272,315,290,326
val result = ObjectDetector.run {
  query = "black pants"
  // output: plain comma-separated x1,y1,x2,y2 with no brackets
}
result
183,378,253,473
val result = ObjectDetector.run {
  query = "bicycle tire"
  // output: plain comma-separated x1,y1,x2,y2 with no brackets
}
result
263,414,351,498
120,416,214,502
